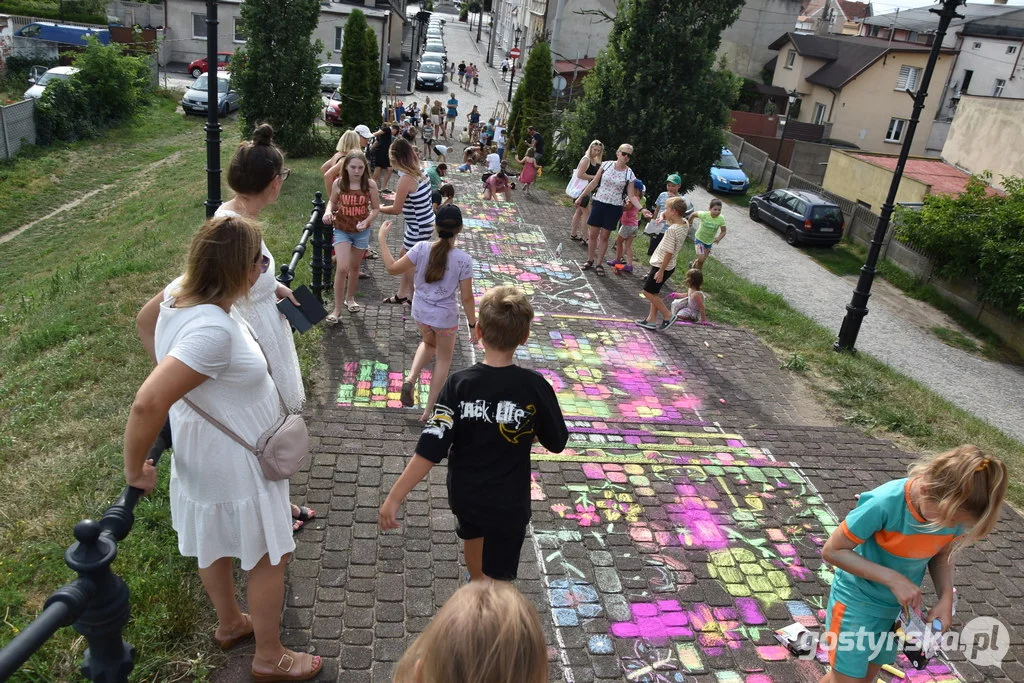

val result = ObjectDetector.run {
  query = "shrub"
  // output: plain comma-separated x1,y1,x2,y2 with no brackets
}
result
337,9,382,131
2,54,59,91
35,39,152,144
895,175,1024,318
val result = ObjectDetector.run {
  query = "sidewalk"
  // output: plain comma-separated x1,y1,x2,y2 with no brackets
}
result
208,164,1024,682
691,187,1024,445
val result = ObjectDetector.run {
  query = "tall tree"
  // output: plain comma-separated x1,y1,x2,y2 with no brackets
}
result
234,0,325,156
339,10,383,130
507,41,553,158
556,0,744,194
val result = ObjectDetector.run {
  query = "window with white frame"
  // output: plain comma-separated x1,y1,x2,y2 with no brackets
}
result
1008,45,1018,55
885,117,908,143
233,19,246,43
812,102,826,125
994,78,1006,97
896,65,921,91
335,26,344,52
785,50,796,68
192,13,207,39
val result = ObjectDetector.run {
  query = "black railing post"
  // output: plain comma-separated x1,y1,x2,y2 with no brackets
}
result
68,520,135,682
279,193,326,290
309,192,330,302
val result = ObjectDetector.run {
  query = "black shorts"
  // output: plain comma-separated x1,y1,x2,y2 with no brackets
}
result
375,155,391,169
643,266,675,294
455,516,527,581
646,231,664,256
587,199,623,231
431,188,442,206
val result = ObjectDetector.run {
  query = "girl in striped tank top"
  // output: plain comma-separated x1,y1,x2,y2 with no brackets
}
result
379,138,434,304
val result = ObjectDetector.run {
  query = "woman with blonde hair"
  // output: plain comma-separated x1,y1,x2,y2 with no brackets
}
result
569,140,604,244
392,581,547,683
378,137,434,304
124,215,322,682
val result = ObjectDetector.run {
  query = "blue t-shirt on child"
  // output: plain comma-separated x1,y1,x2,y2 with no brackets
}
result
831,477,964,612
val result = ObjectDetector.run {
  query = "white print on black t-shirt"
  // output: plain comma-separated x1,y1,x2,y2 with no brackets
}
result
456,399,536,444
423,404,455,439
460,399,492,422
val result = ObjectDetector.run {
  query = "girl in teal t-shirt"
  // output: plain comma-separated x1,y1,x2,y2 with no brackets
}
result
819,445,1007,683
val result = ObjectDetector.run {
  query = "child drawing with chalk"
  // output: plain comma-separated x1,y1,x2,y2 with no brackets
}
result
818,445,1007,683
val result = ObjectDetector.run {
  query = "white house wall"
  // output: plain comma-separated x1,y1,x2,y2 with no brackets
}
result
937,34,1024,120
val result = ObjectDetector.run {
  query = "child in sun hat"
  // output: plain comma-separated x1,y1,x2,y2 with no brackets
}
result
609,178,652,272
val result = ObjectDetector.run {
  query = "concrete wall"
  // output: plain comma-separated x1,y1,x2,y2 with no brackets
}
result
546,0,615,62
822,149,929,211
942,95,1024,191
789,140,832,185
720,0,802,79
108,1,164,28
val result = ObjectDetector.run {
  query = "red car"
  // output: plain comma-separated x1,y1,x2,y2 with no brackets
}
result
323,89,342,126
188,51,233,78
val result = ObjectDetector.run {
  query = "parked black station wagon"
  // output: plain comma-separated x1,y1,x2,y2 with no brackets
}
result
748,189,845,246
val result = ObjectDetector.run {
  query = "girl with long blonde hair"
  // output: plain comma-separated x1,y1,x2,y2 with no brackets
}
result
818,445,1007,683
569,139,604,244
378,138,435,304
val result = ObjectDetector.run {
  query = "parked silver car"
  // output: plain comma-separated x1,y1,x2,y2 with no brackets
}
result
318,63,343,91
181,74,240,116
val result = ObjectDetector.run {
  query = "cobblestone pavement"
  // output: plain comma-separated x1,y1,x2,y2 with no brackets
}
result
688,187,1024,445
213,23,1023,683
208,158,1024,683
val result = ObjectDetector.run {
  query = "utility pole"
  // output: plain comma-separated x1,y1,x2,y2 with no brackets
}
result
834,0,963,352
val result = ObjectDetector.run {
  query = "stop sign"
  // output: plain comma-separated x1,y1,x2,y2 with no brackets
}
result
508,47,521,59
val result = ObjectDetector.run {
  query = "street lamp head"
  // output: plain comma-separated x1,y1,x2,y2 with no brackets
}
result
515,26,522,41
787,90,799,106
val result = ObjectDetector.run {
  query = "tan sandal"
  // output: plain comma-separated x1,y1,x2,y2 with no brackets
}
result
252,652,323,682
213,614,253,651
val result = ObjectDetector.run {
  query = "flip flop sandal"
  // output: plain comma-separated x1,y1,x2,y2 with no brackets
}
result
346,301,361,312
383,295,410,304
595,264,606,276
292,506,317,533
359,271,371,279
324,314,340,325
580,260,594,271
252,653,323,683
214,614,254,651
570,235,582,241
400,381,416,407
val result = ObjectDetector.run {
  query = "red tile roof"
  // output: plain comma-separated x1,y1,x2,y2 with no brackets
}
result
553,58,596,76
851,154,1003,197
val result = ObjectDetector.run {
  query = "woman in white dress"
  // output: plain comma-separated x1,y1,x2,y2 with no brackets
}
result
137,124,316,532
123,215,322,682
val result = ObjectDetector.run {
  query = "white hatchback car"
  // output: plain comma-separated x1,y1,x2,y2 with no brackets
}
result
318,63,343,91
24,65,79,100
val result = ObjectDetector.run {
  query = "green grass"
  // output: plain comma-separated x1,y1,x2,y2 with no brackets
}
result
0,93,323,680
629,233,1024,508
717,183,764,209
803,242,1018,362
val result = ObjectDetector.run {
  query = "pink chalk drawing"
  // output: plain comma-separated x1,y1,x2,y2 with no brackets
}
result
611,600,694,642
530,472,546,501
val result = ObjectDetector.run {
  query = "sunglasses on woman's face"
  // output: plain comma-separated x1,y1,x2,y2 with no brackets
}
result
618,150,632,158
255,254,270,273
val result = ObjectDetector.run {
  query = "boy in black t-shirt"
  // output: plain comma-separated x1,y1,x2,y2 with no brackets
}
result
379,286,569,581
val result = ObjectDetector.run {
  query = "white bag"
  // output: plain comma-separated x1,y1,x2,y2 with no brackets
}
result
565,175,588,199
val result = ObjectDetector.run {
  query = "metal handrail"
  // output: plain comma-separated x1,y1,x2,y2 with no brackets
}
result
0,423,171,681
277,192,329,302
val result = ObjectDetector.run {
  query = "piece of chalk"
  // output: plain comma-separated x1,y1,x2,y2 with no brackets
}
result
704,341,710,347
716,354,724,358
719,398,726,404
880,663,905,678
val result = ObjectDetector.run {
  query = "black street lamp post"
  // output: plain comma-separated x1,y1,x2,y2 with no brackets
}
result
835,0,963,352
507,26,521,103
766,90,798,192
204,0,222,218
